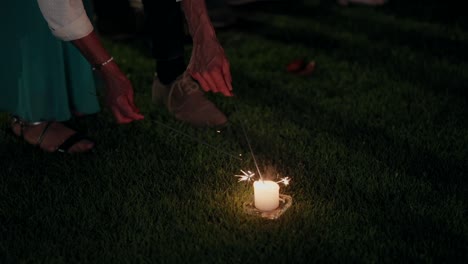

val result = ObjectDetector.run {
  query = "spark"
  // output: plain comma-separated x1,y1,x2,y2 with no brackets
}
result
151,119,242,161
277,177,291,186
235,170,256,183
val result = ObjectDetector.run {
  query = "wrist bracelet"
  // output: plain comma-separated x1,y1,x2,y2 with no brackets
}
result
92,57,114,71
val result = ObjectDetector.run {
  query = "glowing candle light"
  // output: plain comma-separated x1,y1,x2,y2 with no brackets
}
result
254,181,280,211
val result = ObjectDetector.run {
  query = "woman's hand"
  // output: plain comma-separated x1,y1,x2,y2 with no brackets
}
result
72,31,144,124
99,63,144,124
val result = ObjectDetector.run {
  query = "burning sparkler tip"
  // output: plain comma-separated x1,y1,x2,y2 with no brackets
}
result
276,177,291,186
235,169,256,183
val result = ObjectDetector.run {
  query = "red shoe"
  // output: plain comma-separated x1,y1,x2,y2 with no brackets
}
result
286,59,316,76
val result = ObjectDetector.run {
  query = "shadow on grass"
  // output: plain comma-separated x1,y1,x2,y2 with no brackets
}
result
231,17,468,101
380,0,468,29
98,0,468,202
229,68,468,197
327,10,468,63
236,0,468,31
104,0,468,102
224,69,468,260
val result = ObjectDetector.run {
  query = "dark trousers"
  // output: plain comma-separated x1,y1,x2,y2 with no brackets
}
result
93,0,131,20
92,0,185,61
142,0,185,62
93,0,186,83
142,0,187,83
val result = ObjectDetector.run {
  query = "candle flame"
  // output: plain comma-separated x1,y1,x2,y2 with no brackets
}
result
235,169,256,182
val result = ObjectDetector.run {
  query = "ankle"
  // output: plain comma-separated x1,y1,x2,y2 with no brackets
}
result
10,116,45,136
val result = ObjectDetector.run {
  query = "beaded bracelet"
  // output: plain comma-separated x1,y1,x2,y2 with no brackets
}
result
92,57,114,71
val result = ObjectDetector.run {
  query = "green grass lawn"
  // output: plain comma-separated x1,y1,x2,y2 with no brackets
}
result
1,0,467,262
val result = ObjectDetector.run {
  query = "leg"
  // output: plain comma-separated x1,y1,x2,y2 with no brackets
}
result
142,0,186,85
11,117,95,153
2,1,97,153
92,0,137,37
143,0,228,127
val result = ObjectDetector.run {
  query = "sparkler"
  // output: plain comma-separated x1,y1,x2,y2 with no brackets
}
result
230,101,293,219
235,170,255,182
276,177,291,186
151,119,242,161
232,102,291,186
234,170,291,186
233,103,263,180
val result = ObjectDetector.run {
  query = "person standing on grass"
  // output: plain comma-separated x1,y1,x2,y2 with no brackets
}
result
0,0,143,154
143,0,233,127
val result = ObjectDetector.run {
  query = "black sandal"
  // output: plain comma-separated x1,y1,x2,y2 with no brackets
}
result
11,116,95,153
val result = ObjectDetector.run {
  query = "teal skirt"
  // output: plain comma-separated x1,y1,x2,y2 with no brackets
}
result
0,1,100,122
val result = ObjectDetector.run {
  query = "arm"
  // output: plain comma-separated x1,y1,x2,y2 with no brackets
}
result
72,31,144,124
181,0,216,41
181,0,233,96
36,0,143,123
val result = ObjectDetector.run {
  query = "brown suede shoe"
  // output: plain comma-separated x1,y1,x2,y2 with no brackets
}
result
152,72,228,127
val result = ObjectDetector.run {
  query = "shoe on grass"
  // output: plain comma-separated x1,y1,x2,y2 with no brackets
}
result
152,72,228,127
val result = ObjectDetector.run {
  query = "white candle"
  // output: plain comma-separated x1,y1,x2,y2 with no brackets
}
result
254,181,280,211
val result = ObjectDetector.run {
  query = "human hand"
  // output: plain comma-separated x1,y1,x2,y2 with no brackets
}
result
99,63,144,124
187,37,233,97
70,31,144,124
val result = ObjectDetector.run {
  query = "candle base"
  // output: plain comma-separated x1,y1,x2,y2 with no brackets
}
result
243,194,292,220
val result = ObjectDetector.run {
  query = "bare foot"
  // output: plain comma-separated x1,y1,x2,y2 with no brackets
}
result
12,121,94,153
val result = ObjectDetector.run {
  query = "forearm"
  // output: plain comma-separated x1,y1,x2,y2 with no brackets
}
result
71,30,118,74
180,0,217,42
181,0,233,96
72,30,143,123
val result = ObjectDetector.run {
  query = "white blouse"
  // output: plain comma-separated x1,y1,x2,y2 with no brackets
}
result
37,0,93,41
37,0,183,41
